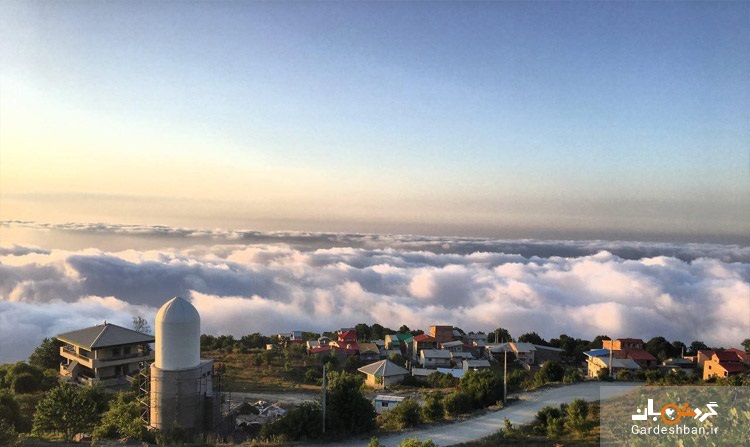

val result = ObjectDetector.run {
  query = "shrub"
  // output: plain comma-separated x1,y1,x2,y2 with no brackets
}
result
378,399,421,430
261,402,322,441
426,371,458,389
398,437,436,447
563,368,583,384
597,367,612,381
443,391,474,417
535,406,562,428
420,391,444,422
459,369,502,408
564,399,590,437
616,370,631,381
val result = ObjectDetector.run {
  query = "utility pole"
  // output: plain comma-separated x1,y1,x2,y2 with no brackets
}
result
321,364,326,434
608,337,614,379
503,347,507,405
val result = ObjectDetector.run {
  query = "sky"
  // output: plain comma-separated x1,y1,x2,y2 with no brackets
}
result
1,1,748,242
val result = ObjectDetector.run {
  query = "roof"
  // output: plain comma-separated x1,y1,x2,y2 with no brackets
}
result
358,342,380,354
156,296,200,324
396,333,414,343
626,349,657,361
441,340,463,348
617,338,645,344
464,359,491,368
533,344,564,352
583,349,611,358
716,363,745,373
714,350,741,362
374,395,406,403
358,360,409,377
511,342,537,353
486,342,513,353
57,323,154,349
698,350,716,357
339,329,357,340
612,358,641,370
421,349,452,359
413,334,437,342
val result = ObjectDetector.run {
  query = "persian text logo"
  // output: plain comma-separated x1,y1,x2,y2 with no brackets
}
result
632,398,718,425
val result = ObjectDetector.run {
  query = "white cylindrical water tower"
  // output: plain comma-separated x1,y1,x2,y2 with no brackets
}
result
155,296,200,370
150,296,216,434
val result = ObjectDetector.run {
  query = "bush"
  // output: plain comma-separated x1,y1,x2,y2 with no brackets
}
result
459,369,502,408
616,370,632,381
533,361,564,387
261,402,323,441
563,368,583,384
378,399,421,430
426,371,458,389
0,420,18,447
564,399,590,437
597,367,612,381
92,392,145,440
535,406,562,428
398,437,436,447
421,391,444,422
325,370,376,435
443,391,474,417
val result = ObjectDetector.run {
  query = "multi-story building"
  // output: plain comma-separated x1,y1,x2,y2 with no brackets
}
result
58,322,154,387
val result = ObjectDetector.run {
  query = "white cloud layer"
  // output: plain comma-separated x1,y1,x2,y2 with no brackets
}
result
0,223,748,363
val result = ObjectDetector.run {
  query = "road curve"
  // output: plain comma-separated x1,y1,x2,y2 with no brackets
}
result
306,381,642,447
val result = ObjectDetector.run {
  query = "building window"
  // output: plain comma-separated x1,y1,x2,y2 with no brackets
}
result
382,402,389,408
113,348,120,356
124,346,131,355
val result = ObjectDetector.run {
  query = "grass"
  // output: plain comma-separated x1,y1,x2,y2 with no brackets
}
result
203,348,324,392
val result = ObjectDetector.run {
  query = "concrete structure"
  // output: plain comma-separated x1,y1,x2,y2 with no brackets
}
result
58,323,154,387
430,325,454,344
358,359,409,389
150,297,218,434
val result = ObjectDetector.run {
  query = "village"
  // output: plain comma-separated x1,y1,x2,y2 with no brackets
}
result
24,312,746,446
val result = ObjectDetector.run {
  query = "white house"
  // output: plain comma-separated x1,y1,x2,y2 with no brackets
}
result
358,359,409,389
420,349,452,369
373,395,406,414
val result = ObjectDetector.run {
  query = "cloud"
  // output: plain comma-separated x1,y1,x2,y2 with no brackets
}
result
0,223,748,363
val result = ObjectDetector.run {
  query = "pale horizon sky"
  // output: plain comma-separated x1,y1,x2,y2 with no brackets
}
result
1,1,748,243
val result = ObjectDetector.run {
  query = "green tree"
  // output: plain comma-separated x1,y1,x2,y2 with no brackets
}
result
564,399,590,436
597,367,611,381
0,420,18,447
533,361,564,386
487,327,512,343
29,338,64,371
32,383,99,442
398,325,411,334
645,337,678,362
0,391,22,431
742,338,750,353
261,402,323,441
442,391,474,417
518,332,547,346
689,340,709,354
355,323,371,341
421,391,444,422
388,352,407,368
563,368,583,384
93,392,144,440
459,369,502,408
325,370,375,435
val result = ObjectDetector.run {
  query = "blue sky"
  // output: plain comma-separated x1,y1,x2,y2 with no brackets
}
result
1,1,748,242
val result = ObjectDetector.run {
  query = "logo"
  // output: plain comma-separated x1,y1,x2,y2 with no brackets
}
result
631,398,718,424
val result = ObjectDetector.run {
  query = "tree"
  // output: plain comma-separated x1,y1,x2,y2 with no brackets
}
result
487,327,512,343
518,332,547,346
93,392,144,440
0,391,22,431
370,324,386,340
6,362,45,394
533,361,564,386
564,399,590,436
443,392,474,417
261,402,323,441
742,338,750,353
459,369,502,408
645,337,678,362
689,340,709,355
0,420,17,447
29,338,64,371
355,323,371,341
597,367,610,381
32,383,99,442
398,325,411,334
421,391,444,422
131,316,151,334
388,353,407,368
325,370,375,435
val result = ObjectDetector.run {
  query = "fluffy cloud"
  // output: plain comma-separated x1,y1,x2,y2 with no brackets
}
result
0,223,748,363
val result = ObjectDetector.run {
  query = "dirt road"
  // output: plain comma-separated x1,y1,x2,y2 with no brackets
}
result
306,381,642,447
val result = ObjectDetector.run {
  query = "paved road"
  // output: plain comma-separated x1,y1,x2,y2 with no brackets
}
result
307,381,642,447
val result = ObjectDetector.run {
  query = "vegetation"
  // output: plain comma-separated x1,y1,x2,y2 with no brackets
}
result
459,369,503,408
32,383,100,442
93,391,147,440
421,391,445,422
378,398,421,430
261,402,323,441
486,327,512,343
28,338,64,371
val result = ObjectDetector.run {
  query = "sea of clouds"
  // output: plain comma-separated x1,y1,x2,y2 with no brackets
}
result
0,221,748,363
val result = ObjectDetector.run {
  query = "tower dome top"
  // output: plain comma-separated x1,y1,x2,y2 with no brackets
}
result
156,296,200,325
